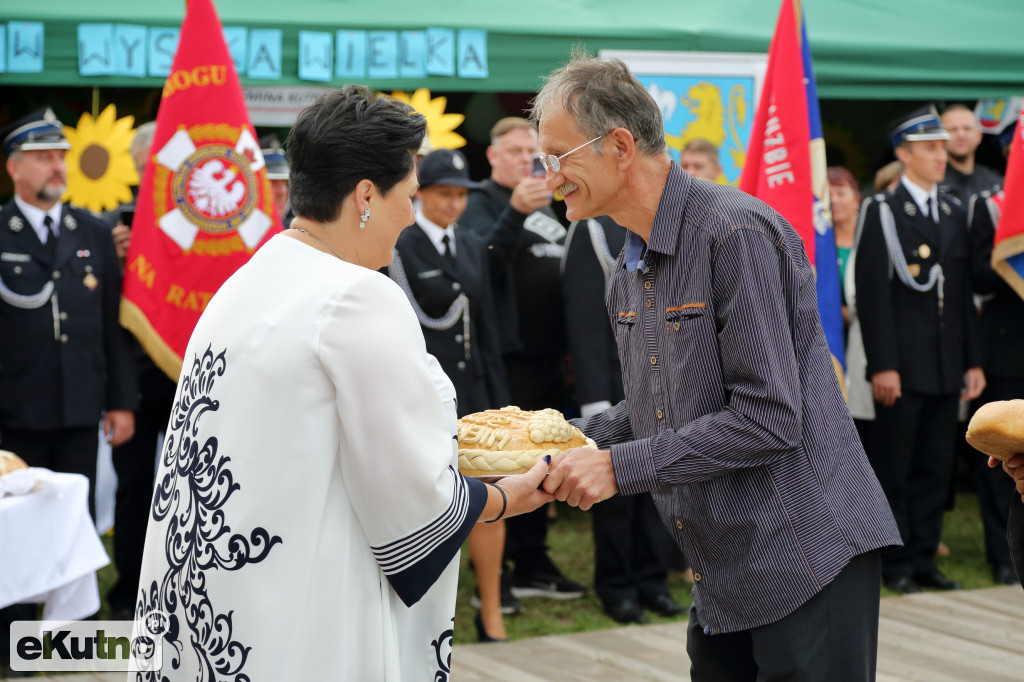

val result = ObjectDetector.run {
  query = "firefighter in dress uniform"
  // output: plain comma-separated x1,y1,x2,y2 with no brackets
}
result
854,105,985,594
0,109,137,668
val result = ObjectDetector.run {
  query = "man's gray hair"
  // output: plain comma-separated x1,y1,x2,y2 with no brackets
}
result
530,49,666,156
131,121,157,158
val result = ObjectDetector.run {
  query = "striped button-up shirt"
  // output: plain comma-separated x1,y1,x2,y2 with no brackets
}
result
576,165,900,635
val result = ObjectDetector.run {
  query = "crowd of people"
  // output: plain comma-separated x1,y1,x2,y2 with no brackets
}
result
0,54,1021,679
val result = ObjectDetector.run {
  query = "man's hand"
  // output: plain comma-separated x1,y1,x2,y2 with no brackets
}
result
103,409,135,447
542,447,618,511
509,176,553,215
112,223,131,266
962,367,986,401
872,370,901,407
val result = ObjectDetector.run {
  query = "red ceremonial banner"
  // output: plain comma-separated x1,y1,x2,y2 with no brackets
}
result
993,113,1024,299
120,0,280,380
738,0,813,261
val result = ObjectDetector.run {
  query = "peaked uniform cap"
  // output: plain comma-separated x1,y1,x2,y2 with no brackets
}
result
417,149,483,189
890,105,950,148
1,108,71,156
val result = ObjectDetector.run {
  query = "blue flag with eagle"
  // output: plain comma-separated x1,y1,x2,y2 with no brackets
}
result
800,8,845,374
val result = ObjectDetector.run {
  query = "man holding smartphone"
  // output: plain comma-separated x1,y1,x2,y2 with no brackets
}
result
461,117,585,603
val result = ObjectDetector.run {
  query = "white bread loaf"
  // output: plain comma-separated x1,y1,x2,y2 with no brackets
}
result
458,406,596,477
966,400,1024,462
0,450,28,476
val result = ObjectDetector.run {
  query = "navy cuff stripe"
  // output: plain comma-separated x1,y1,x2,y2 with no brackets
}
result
383,475,487,607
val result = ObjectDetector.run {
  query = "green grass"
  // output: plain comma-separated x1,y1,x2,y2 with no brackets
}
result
452,503,694,644
95,492,1002,644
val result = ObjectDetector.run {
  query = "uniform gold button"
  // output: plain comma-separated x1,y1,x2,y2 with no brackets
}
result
644,281,652,290
52,271,61,279
650,356,657,365
60,333,68,343
59,312,68,321
656,409,663,419
675,520,683,530
693,572,701,582
674,322,680,330
646,299,652,308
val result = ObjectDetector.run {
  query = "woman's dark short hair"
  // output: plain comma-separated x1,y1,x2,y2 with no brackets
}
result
287,85,426,223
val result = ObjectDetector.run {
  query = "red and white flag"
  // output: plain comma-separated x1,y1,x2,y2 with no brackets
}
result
993,112,1024,299
120,0,280,379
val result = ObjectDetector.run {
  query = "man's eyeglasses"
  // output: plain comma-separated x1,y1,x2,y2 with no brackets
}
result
534,133,608,174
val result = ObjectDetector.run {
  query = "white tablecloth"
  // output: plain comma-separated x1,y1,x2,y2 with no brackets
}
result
0,468,110,622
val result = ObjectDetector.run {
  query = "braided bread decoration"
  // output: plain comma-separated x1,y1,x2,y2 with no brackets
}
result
458,406,597,476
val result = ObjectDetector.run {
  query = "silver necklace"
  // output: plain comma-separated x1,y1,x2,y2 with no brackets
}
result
291,227,342,260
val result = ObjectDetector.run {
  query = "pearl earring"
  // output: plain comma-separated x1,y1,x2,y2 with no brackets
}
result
359,207,371,230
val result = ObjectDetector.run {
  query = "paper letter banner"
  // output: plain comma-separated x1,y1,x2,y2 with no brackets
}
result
78,24,114,76
115,24,148,77
739,0,845,373
993,111,1024,299
8,22,44,73
121,0,281,381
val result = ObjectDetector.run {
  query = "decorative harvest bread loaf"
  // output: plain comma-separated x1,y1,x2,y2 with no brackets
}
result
966,400,1024,462
0,450,28,476
458,406,597,477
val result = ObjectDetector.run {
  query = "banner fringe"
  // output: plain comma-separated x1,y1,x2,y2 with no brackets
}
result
119,297,183,382
992,232,1024,300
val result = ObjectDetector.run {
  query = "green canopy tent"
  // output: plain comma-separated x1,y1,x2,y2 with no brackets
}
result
2,0,1023,99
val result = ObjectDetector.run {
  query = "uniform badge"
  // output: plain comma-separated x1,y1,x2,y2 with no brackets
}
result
919,244,931,259
83,273,98,290
904,201,917,217
908,263,921,277
8,216,23,232
941,201,951,216
64,214,77,231
452,154,465,170
76,249,91,258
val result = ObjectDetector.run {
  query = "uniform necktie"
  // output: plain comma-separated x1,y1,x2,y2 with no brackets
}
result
43,215,57,259
929,197,939,224
442,234,455,263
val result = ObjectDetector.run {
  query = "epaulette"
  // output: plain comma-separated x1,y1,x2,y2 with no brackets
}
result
939,191,963,208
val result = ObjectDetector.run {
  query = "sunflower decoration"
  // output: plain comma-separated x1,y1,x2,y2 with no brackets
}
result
390,88,466,150
63,104,139,213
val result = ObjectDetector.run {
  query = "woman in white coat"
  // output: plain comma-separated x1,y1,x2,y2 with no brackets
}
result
134,85,553,681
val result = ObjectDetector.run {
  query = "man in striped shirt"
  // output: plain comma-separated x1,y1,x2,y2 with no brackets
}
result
534,53,901,680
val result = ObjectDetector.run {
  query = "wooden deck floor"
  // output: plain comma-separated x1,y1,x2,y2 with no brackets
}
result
451,586,1024,682
32,586,1024,681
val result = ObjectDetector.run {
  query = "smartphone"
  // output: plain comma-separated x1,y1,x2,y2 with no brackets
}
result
120,208,135,228
532,156,546,177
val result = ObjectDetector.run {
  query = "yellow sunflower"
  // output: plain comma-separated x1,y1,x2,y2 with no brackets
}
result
390,88,466,150
63,104,139,213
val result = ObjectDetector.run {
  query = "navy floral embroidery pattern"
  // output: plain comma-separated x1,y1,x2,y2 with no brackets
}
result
431,618,454,682
135,346,282,682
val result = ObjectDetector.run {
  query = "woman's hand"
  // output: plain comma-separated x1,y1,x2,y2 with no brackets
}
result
480,455,555,522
